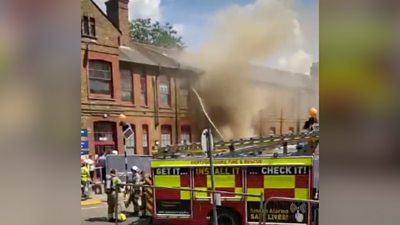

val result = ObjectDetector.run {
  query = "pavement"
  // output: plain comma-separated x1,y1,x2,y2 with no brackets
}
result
81,186,150,225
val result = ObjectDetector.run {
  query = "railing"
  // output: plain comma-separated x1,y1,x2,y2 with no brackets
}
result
111,184,319,225
154,131,319,158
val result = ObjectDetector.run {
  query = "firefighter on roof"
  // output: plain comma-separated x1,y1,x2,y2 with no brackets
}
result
303,107,319,132
124,166,143,216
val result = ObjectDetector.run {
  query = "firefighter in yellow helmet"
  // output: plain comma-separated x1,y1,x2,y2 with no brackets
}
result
105,169,123,222
303,107,319,131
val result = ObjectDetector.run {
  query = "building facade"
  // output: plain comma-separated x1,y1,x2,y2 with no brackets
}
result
81,0,319,156
250,64,319,136
81,0,198,156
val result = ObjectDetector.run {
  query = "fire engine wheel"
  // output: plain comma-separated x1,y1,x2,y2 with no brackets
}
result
210,208,241,225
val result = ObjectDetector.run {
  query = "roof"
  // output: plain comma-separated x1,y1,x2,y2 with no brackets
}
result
120,42,202,73
119,42,181,69
89,0,121,34
250,65,316,89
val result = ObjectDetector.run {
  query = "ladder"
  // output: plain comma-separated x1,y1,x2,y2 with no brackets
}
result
154,131,319,158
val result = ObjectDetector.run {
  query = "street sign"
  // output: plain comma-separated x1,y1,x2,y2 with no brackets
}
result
81,141,89,150
123,127,134,139
80,129,88,137
201,129,213,153
81,149,89,155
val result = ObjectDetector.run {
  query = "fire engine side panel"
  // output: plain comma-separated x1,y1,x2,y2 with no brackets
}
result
150,157,314,225
152,167,192,216
246,165,313,224
192,166,247,225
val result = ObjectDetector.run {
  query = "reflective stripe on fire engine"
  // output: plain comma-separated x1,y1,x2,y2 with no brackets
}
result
264,175,295,189
180,190,191,200
207,175,235,188
151,158,313,168
154,175,180,187
247,188,263,201
295,188,309,200
194,187,208,198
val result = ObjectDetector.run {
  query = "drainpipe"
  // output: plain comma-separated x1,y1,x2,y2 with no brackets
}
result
154,65,160,128
174,76,179,145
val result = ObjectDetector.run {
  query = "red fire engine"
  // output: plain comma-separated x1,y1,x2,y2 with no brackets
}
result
148,155,316,225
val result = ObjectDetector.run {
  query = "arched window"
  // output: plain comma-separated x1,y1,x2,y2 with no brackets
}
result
159,75,170,106
142,125,149,155
89,60,113,97
125,124,136,154
181,125,191,144
160,125,172,147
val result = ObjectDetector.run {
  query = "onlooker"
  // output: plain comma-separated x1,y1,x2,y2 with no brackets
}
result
87,155,95,181
81,159,91,199
97,151,107,183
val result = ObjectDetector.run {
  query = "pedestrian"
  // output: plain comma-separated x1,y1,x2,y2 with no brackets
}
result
97,151,107,183
81,159,91,200
124,166,143,216
87,155,95,181
106,168,123,222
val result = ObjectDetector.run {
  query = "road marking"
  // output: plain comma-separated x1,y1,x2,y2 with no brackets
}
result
81,204,107,210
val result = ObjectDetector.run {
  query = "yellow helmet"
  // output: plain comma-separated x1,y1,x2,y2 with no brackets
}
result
309,107,318,117
118,213,127,221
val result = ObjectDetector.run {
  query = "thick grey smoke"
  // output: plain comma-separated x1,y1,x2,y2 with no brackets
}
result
181,0,303,139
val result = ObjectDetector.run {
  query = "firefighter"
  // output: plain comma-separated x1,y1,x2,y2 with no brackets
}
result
139,170,147,216
106,169,123,222
303,107,319,132
124,166,143,216
81,159,91,200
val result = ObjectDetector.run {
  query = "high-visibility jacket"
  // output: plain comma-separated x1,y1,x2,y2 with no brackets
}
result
81,166,90,182
112,176,122,193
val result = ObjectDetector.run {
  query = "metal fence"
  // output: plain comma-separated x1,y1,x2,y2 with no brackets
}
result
111,183,319,225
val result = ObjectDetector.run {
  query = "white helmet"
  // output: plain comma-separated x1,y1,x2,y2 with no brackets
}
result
131,166,139,172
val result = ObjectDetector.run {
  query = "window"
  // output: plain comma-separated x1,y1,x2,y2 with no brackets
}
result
81,16,96,37
93,121,116,155
89,18,96,37
142,125,149,155
159,75,170,106
125,124,136,154
269,127,276,135
181,126,191,145
81,16,89,36
89,60,113,96
179,79,189,108
140,73,148,106
160,125,172,147
121,68,133,102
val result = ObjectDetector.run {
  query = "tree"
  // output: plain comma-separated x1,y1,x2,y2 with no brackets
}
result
129,18,185,48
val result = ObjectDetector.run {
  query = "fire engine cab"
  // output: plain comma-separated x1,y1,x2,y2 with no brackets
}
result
149,156,315,225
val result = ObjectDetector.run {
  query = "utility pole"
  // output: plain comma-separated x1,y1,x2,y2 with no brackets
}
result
206,128,219,225
279,108,283,135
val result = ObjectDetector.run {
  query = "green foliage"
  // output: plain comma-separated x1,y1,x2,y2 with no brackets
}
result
129,18,185,48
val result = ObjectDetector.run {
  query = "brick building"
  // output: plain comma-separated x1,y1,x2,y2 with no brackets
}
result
81,0,198,156
251,64,319,135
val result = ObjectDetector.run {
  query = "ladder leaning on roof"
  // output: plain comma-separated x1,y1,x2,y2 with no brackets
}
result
154,131,319,158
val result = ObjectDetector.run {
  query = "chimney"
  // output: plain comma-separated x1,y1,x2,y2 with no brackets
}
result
106,0,130,46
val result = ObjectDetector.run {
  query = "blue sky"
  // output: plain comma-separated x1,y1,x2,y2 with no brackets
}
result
93,0,318,73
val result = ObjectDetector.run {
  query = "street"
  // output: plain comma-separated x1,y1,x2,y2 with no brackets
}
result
81,202,149,225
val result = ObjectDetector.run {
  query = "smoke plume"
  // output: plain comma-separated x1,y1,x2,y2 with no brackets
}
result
180,0,304,139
